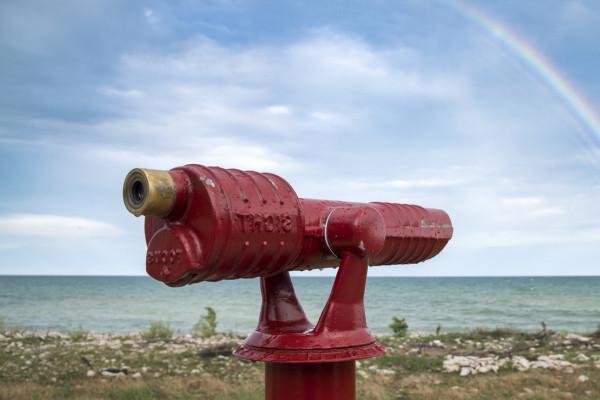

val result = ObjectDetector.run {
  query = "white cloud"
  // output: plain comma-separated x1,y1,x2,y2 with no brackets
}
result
100,31,465,142
0,214,121,238
87,136,301,173
265,105,291,114
100,87,143,98
460,228,600,249
385,178,464,189
143,8,159,25
0,242,20,250
499,196,543,206
42,31,468,179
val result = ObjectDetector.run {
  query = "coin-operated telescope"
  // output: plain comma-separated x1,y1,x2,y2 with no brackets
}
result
123,164,453,400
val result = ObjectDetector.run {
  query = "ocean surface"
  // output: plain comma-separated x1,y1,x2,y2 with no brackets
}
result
1,276,599,335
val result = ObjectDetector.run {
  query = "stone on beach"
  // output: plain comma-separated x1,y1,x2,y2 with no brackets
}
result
100,367,128,378
566,334,591,344
101,370,125,378
444,355,506,375
578,375,589,383
444,353,578,375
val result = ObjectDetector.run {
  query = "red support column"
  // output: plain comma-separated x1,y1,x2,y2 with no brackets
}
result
265,361,356,400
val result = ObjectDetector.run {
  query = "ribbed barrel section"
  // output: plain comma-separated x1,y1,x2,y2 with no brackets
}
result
369,202,452,265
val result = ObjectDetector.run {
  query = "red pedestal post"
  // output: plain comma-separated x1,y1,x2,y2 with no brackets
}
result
235,251,384,400
265,361,356,400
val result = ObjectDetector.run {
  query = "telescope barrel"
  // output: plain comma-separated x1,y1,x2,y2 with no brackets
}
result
123,165,453,286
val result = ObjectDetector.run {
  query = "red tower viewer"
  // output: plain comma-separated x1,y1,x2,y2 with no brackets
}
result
123,164,453,400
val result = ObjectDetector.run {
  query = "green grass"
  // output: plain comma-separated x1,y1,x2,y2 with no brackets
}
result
371,354,443,373
107,385,164,400
68,328,89,342
141,321,173,341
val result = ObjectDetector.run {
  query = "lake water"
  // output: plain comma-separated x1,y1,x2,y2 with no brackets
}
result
1,276,599,335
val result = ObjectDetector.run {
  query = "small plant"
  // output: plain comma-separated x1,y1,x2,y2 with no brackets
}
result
435,324,442,336
142,321,173,341
69,327,89,342
593,323,600,338
192,307,218,338
389,317,408,338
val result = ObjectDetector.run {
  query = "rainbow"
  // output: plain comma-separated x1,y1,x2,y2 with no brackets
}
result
445,0,600,153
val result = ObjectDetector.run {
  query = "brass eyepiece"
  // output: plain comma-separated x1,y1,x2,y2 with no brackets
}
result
123,168,176,217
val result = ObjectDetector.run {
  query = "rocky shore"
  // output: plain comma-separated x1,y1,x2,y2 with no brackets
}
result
1,328,599,399
441,333,600,376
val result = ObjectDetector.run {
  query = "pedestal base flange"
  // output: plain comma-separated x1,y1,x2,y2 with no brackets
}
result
234,341,385,363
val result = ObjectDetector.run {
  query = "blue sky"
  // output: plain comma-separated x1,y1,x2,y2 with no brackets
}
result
1,0,599,276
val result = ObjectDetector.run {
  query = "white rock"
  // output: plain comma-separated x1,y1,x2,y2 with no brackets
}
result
378,369,395,376
101,370,125,378
578,375,589,383
86,370,96,377
132,372,142,379
459,367,471,377
100,368,128,378
574,353,590,362
512,356,531,371
566,334,590,343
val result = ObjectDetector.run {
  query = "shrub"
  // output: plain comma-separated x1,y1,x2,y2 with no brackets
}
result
69,327,89,341
192,307,218,338
389,317,408,338
142,321,173,341
593,323,600,338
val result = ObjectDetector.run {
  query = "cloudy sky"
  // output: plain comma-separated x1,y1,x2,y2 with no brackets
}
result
1,0,599,276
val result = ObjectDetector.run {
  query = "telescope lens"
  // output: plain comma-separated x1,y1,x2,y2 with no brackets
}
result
123,168,176,217
130,179,146,206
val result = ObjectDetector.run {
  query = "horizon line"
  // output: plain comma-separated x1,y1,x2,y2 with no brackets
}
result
1,274,599,278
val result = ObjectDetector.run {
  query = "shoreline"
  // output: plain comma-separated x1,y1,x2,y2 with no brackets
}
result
1,327,599,399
